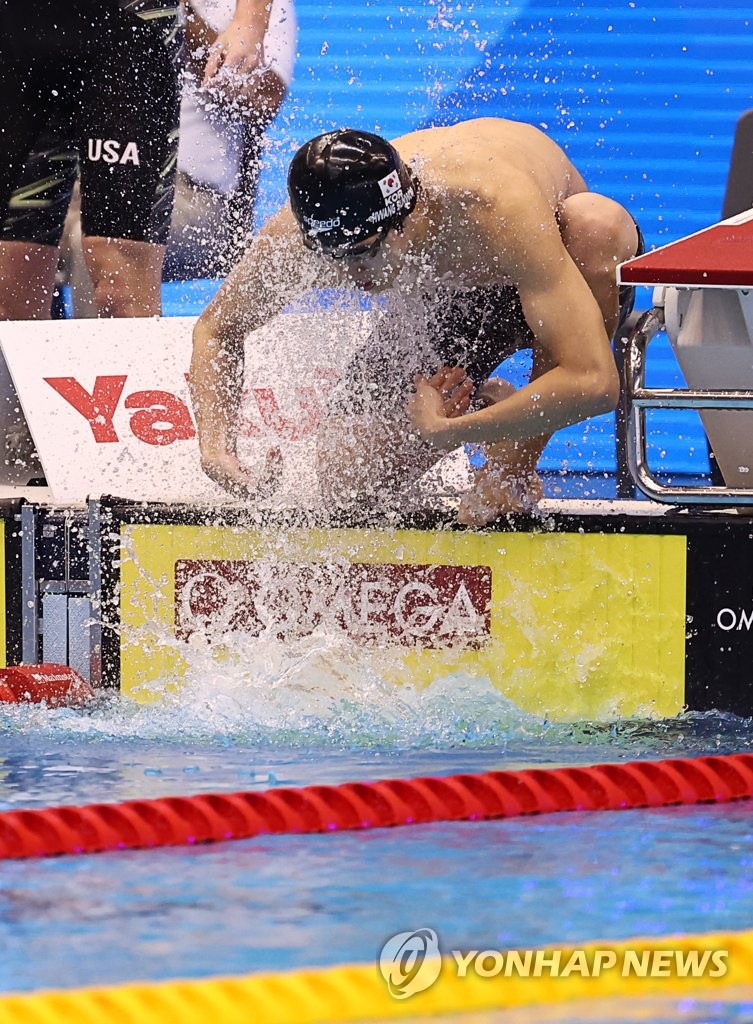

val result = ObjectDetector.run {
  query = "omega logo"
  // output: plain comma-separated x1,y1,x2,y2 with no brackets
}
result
716,607,753,631
174,559,493,650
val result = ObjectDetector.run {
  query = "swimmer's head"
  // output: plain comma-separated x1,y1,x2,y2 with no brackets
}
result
287,129,418,259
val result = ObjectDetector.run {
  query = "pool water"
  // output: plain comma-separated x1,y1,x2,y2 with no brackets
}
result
2,684,753,1016
3,798,753,994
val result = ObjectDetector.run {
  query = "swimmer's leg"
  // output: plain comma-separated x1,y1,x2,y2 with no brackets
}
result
558,193,639,338
316,415,441,514
82,236,165,317
457,339,567,526
456,377,546,526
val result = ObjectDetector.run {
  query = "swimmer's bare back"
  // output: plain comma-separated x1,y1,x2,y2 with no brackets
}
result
384,118,588,286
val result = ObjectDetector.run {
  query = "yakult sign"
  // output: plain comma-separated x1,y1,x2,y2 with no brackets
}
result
42,374,331,447
174,559,492,648
0,313,363,503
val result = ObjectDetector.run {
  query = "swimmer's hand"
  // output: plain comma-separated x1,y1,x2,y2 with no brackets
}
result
407,367,475,449
201,446,282,502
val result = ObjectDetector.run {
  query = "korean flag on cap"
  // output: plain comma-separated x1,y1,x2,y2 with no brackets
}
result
378,172,402,199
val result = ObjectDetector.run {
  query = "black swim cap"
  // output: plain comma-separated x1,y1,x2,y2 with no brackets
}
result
287,129,418,255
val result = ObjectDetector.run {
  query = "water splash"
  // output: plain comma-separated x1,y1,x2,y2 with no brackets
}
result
2,626,753,758
0,633,540,749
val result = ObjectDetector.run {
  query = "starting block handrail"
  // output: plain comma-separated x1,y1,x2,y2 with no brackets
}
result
625,308,753,505
632,388,753,410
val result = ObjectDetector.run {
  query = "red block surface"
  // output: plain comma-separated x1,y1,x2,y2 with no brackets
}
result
619,213,753,287
0,664,93,707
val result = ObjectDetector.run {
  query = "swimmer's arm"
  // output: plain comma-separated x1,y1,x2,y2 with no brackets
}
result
190,209,317,495
414,200,619,448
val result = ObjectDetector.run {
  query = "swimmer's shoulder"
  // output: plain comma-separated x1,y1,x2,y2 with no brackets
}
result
257,204,299,242
392,118,544,156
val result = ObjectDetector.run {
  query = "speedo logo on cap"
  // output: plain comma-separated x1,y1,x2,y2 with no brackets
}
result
303,215,342,234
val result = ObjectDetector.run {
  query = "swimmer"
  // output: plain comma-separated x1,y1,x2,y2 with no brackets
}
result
191,117,643,521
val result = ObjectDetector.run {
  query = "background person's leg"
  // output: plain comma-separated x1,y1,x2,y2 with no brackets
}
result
78,1,181,315
0,50,72,320
0,242,60,320
81,237,165,318
558,192,640,337
162,171,232,282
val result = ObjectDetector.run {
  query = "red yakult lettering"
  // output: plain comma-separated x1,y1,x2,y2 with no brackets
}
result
252,387,322,441
124,390,196,446
44,375,127,443
44,373,337,445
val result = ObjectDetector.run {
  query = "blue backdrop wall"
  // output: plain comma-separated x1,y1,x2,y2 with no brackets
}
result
258,0,753,249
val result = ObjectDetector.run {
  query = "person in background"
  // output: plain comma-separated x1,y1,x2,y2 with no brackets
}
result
0,0,183,320
164,0,297,280
190,119,643,526
59,0,297,311
0,0,288,320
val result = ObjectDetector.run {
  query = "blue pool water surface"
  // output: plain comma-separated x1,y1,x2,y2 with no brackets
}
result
2,694,753,1005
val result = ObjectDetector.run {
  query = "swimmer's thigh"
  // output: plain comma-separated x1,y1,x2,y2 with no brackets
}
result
316,415,439,511
559,193,640,334
430,286,534,388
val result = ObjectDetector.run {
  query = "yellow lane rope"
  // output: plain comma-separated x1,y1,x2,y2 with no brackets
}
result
1,929,753,1023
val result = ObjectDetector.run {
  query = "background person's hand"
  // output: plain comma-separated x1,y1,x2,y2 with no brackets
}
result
200,445,282,501
202,16,268,107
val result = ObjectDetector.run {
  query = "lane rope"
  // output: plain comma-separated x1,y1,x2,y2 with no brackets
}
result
1,928,752,1023
1,753,752,859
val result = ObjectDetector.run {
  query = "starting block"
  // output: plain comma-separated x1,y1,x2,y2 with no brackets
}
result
619,208,753,503
0,664,93,706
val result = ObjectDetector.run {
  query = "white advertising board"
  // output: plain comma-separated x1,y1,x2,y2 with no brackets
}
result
0,312,372,504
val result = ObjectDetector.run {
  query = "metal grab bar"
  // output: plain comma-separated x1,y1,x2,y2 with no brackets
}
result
624,308,753,505
633,389,753,410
